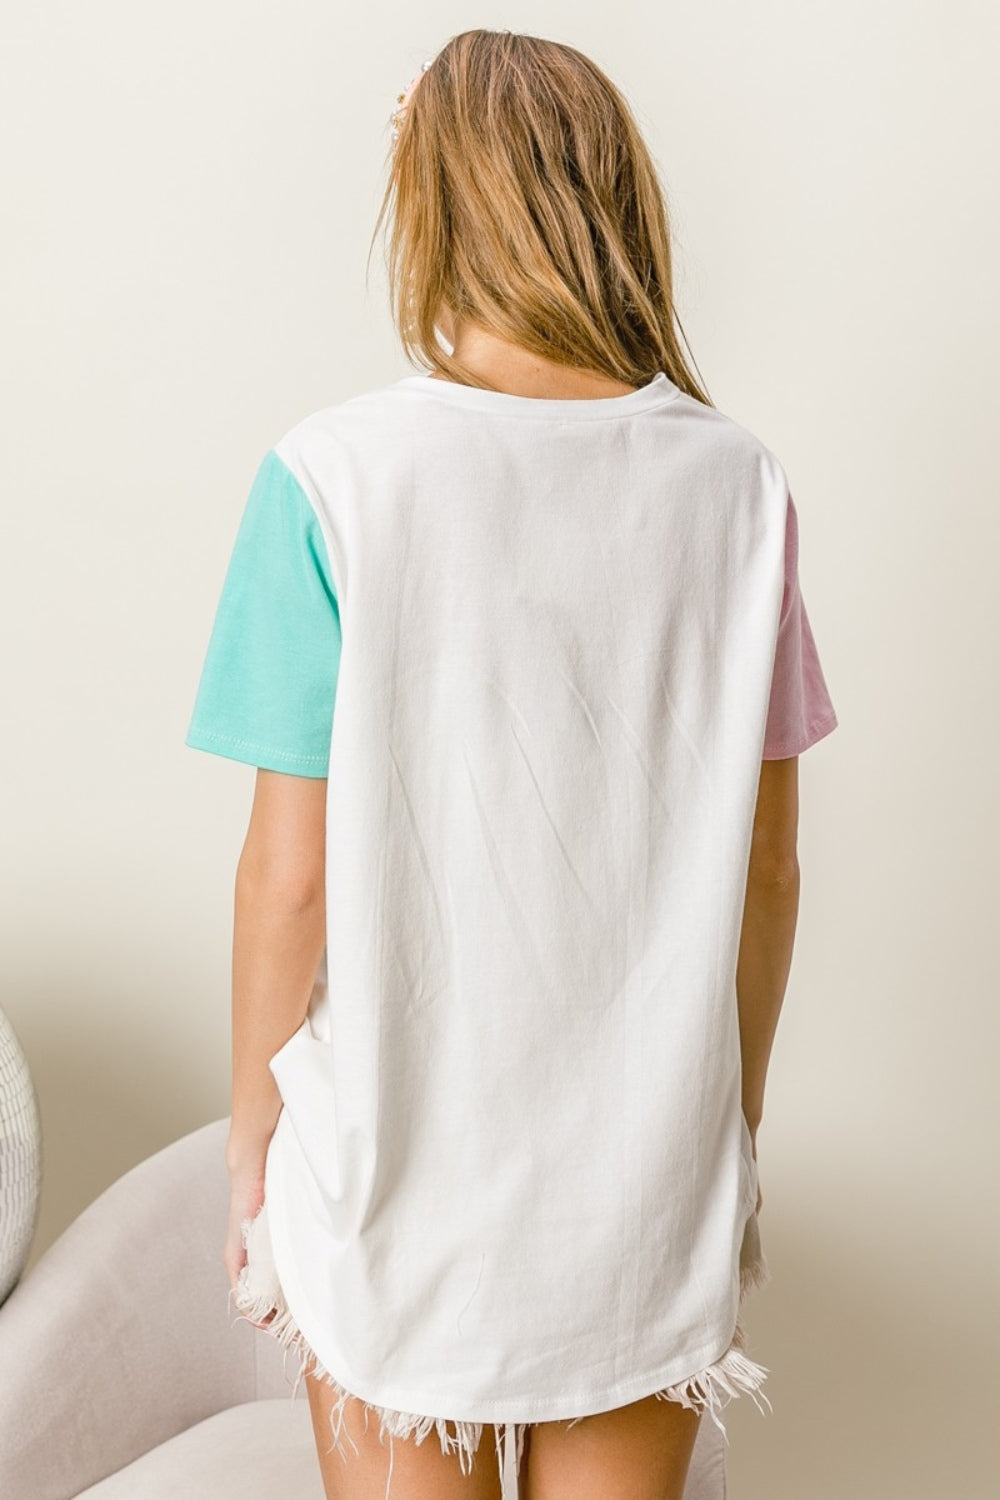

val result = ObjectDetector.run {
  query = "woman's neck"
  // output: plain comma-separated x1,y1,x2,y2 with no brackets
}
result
431,315,638,400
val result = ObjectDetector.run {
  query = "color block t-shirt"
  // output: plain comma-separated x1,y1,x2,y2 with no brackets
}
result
185,369,838,1434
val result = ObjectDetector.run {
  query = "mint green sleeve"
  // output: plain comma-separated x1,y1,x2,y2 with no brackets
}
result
184,448,341,777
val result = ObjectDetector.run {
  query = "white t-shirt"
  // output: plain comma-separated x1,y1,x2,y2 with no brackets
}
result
187,368,838,1431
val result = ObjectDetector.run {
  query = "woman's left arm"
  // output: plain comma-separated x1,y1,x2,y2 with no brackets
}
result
223,768,328,1291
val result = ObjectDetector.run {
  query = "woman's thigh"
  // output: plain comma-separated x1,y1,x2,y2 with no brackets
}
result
518,1393,702,1500
304,1372,505,1500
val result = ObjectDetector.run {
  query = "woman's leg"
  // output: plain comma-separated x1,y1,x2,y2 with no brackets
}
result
518,1393,702,1500
304,1371,505,1500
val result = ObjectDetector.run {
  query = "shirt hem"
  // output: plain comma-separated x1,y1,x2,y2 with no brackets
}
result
264,1114,745,1426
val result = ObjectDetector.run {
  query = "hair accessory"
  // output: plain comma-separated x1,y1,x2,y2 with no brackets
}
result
390,58,433,143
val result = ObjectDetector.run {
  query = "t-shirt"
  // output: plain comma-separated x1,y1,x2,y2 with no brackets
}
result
185,369,838,1432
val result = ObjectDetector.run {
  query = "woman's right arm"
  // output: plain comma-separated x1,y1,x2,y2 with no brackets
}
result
736,756,802,1149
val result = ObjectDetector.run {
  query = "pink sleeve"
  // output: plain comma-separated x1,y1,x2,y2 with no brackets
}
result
761,492,839,759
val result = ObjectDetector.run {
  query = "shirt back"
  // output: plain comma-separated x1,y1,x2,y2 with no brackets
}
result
187,366,838,1425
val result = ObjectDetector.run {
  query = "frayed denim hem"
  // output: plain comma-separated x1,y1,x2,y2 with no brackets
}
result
232,1198,772,1496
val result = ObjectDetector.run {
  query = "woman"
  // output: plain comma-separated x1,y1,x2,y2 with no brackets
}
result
185,29,838,1500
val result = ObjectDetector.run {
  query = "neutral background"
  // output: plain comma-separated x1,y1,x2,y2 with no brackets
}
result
2,3,997,1496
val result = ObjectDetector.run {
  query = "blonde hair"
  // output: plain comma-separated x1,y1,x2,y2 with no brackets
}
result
369,29,713,406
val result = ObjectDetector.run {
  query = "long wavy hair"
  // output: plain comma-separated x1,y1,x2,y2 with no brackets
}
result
368,29,713,406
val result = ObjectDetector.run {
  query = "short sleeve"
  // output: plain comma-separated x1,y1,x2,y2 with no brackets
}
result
761,492,839,759
184,448,342,776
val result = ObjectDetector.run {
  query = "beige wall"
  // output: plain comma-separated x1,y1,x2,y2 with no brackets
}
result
3,4,997,1495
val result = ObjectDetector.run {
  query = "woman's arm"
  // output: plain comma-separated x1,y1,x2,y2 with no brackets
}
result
225,768,328,1177
736,756,801,1148
222,768,327,1297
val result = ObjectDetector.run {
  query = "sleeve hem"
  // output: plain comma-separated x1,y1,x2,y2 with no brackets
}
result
185,726,329,778
761,709,839,760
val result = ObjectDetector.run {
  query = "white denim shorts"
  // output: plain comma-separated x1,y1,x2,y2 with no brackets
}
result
232,1197,771,1497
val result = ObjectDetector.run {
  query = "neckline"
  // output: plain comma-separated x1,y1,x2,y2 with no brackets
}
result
394,369,680,420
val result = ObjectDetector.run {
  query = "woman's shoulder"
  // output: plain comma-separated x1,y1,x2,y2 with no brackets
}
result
279,375,416,433
269,377,418,467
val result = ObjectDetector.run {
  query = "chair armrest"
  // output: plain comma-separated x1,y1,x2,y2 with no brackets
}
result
0,1118,260,1500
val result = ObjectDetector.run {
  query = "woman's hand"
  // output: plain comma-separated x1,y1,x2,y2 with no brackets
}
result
223,1162,275,1327
748,1127,764,1216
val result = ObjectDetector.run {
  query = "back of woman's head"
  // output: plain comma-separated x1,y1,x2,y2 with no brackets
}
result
372,29,712,405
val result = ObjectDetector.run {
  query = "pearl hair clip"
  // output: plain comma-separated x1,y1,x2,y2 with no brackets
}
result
390,58,433,142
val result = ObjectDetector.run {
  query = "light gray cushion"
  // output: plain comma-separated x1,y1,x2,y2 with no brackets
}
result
0,1119,295,1500
74,1399,324,1500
